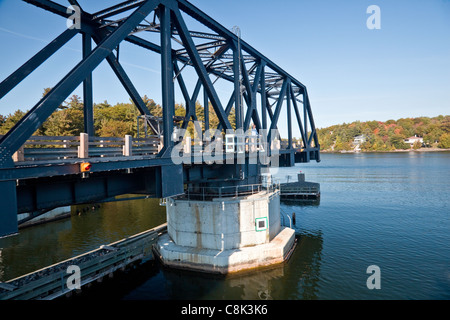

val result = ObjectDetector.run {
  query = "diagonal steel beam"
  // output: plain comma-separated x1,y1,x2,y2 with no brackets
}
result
92,0,146,20
180,79,201,130
0,28,79,100
267,78,288,143
290,85,307,149
243,61,263,130
171,6,232,131
0,0,159,165
304,90,319,148
23,0,70,18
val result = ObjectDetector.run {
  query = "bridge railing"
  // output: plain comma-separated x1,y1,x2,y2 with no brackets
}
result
180,134,300,155
2,133,162,162
4,132,303,163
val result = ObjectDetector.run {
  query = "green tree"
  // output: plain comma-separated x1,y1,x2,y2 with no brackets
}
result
412,140,422,150
438,133,450,149
390,135,410,149
43,95,84,136
0,109,26,134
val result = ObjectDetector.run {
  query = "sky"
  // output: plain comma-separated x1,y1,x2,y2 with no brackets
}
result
0,0,449,131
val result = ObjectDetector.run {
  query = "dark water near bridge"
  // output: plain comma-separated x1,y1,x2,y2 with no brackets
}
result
1,152,449,299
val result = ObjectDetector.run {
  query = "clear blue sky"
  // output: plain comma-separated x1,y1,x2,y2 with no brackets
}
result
0,0,449,130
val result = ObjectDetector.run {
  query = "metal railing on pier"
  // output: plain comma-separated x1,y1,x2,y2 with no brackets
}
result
182,182,280,201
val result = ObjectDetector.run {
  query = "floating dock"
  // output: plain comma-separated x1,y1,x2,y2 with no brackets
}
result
0,223,166,300
279,172,320,200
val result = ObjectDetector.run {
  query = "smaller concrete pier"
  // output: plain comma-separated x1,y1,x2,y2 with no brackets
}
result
279,172,320,200
154,184,296,274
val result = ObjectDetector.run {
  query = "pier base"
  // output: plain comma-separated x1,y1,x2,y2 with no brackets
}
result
154,190,296,274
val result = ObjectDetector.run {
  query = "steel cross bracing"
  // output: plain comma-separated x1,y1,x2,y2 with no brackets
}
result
0,0,320,237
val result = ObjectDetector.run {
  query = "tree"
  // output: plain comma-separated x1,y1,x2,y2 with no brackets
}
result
438,133,450,149
0,110,26,135
43,95,84,136
390,135,410,150
412,140,422,150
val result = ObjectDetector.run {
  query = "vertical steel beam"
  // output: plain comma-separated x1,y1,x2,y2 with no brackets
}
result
286,81,292,149
233,42,243,130
82,32,94,136
304,92,308,145
260,64,267,130
204,86,209,135
160,4,175,155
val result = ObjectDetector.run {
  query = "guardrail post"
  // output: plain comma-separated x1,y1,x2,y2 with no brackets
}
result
12,146,24,162
184,136,191,154
158,136,163,153
123,135,132,156
78,133,89,158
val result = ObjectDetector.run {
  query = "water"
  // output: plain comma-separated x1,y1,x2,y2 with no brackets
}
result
0,152,449,300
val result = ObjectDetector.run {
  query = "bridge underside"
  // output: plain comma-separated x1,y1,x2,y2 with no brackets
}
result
0,0,320,237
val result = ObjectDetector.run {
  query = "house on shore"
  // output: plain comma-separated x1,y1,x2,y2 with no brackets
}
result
404,135,423,148
352,134,367,152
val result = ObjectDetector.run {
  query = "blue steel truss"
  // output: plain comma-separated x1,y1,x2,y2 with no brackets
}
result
0,0,320,237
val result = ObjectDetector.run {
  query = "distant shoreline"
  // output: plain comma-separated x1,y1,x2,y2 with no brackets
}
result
321,148,450,154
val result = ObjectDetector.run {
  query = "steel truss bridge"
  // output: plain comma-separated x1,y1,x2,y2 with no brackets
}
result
0,0,320,237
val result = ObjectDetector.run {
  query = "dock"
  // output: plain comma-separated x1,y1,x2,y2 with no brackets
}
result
0,223,167,300
279,172,320,200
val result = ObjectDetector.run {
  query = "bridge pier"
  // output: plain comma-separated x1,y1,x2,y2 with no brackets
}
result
154,186,295,274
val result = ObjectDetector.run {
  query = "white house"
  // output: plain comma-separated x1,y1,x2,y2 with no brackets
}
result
404,135,423,147
352,134,367,151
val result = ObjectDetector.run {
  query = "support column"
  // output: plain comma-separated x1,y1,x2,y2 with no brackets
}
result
233,42,243,130
204,87,209,138
160,5,175,156
260,64,267,130
82,33,94,136
286,80,292,149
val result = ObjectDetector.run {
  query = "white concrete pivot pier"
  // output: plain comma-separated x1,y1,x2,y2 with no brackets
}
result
154,185,296,274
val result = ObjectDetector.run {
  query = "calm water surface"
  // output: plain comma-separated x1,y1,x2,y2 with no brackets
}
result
0,152,449,299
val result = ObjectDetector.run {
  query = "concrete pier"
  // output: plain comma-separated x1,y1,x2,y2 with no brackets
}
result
154,188,296,274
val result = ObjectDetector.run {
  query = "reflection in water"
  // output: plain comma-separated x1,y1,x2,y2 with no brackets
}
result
137,231,324,300
0,196,165,282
